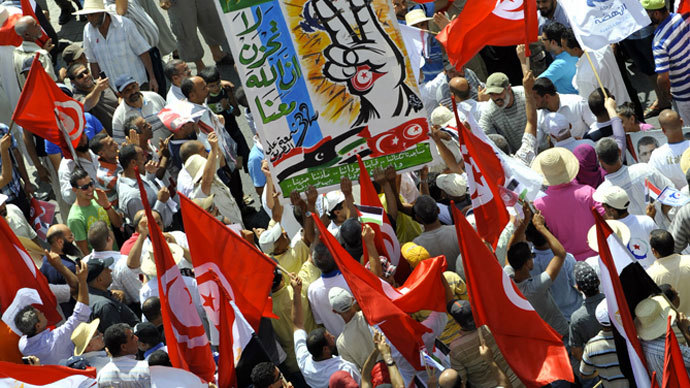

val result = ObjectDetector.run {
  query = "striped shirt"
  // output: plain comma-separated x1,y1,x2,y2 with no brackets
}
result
641,335,690,386
653,13,690,101
580,330,629,387
478,86,527,153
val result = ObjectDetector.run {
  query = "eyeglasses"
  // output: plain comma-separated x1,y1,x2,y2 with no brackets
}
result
74,181,94,190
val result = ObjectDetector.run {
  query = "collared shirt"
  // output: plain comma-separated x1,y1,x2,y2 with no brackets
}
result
580,330,629,387
13,41,56,86
597,164,674,216
539,51,578,95
537,93,596,142
88,287,140,333
166,84,184,104
646,254,690,315
478,86,527,153
575,46,631,104
97,354,151,388
112,91,168,145
18,301,91,365
530,250,582,319
96,158,122,204
293,329,361,388
569,293,605,349
642,336,690,386
116,174,172,227
538,3,571,33
653,13,690,101
534,181,605,261
58,151,101,205
4,203,36,239
83,13,151,86
104,0,159,49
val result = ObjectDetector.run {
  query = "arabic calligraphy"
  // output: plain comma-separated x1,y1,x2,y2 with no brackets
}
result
594,3,627,24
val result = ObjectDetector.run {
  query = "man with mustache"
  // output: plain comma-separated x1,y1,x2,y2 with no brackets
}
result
40,224,85,317
478,72,528,153
111,75,168,146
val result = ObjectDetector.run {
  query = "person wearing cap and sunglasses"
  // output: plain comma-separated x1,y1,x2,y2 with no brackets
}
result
67,62,118,136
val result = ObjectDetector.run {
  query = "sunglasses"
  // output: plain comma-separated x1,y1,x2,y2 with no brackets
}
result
74,181,94,190
75,70,90,80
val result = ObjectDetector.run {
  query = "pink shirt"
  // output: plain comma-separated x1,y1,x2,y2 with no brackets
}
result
534,181,605,261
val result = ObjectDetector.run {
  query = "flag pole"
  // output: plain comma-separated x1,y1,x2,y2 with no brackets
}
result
584,51,609,99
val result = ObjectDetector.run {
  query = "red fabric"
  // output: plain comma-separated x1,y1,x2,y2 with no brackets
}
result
0,362,96,382
0,0,48,47
119,233,139,255
453,115,509,248
452,205,573,387
437,0,538,69
313,215,448,370
356,156,401,266
679,0,690,14
0,322,21,363
12,55,84,158
652,372,660,388
179,194,277,330
212,271,238,388
0,216,61,327
134,174,216,383
662,315,690,388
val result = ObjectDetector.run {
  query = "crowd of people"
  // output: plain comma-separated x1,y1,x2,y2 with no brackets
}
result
2,0,690,386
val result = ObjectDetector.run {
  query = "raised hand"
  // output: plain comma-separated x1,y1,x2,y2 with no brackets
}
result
95,188,110,208
290,190,307,214
340,176,352,196
157,187,170,203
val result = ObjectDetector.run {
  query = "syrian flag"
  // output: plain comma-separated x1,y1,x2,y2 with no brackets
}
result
593,209,659,388
0,361,96,387
313,214,447,371
450,98,509,248
452,204,573,387
134,172,216,383
356,156,402,266
662,315,690,387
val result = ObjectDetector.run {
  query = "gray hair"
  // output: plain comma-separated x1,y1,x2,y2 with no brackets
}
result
595,138,620,165
14,16,35,36
14,305,39,336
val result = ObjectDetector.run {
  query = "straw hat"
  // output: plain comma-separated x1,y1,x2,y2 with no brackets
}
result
680,147,690,175
73,0,107,15
531,147,580,186
634,295,676,341
430,106,456,128
141,243,191,277
586,220,631,252
404,9,432,27
71,319,100,356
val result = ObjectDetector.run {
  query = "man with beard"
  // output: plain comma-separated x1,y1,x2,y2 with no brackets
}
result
478,72,528,153
40,224,86,316
68,63,118,136
77,1,158,93
68,168,122,254
536,0,570,33
111,76,168,146
58,133,101,205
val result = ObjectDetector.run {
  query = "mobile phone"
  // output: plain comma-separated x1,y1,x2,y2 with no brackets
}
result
99,71,106,79
21,356,31,365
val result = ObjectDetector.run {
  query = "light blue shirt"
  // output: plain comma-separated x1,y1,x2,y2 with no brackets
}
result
116,174,172,227
539,51,579,95
529,249,583,320
18,302,91,365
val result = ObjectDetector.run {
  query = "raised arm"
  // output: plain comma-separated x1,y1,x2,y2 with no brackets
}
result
533,211,566,281
291,275,304,331
45,250,78,290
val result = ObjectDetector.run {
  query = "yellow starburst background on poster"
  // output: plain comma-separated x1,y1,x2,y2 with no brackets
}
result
281,0,420,127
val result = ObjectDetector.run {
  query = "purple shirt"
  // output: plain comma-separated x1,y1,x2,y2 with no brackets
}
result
534,181,605,261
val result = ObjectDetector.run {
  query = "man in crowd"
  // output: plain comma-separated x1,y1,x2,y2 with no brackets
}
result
648,109,689,189
98,323,151,386
647,230,690,315
87,257,140,333
111,76,167,145
531,77,595,140
68,62,118,136
479,72,527,153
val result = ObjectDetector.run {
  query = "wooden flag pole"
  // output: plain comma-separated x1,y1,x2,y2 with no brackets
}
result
584,50,609,99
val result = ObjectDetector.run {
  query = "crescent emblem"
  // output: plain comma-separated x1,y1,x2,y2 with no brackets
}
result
492,0,525,21
501,272,534,311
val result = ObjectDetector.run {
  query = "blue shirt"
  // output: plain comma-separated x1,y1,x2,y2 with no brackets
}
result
44,113,104,155
248,143,266,188
529,249,583,320
408,3,444,82
538,51,578,95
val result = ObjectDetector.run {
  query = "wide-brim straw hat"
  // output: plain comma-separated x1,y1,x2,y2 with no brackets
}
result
635,295,677,341
586,220,631,252
531,147,580,186
71,318,100,356
141,243,189,277
73,0,107,15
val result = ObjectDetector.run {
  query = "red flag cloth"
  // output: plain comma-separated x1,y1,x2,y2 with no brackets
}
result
678,0,690,13
356,156,401,265
0,215,61,328
437,0,538,69
0,0,48,47
662,315,690,388
452,114,509,248
134,173,216,383
652,372,660,388
29,197,55,240
0,362,96,385
179,194,277,331
12,54,84,158
452,205,573,387
313,214,448,370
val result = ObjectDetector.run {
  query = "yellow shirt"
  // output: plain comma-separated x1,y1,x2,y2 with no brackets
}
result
274,239,310,275
271,282,318,374
413,271,468,345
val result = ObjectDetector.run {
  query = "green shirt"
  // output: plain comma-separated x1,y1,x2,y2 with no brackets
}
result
67,199,118,249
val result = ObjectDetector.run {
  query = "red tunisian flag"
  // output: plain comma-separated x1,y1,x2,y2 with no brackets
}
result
679,0,690,13
134,173,216,383
313,214,447,370
452,205,573,387
663,315,690,388
437,0,538,68
0,361,96,387
12,54,84,159
452,106,509,248
356,156,401,266
0,0,49,47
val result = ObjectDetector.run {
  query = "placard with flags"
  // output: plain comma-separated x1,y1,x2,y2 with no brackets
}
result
560,0,651,50
12,54,84,159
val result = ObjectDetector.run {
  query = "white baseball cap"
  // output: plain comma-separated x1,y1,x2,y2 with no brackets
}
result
593,185,630,210
543,112,570,137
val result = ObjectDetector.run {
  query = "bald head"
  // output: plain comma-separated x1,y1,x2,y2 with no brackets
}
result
14,16,39,40
439,369,462,388
46,224,70,246
179,140,206,164
659,109,683,131
449,77,470,101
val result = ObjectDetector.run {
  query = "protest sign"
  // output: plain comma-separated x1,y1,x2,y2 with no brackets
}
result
213,0,433,194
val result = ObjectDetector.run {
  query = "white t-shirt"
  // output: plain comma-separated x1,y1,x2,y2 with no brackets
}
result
619,214,658,268
293,329,361,388
307,273,351,337
648,141,690,190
